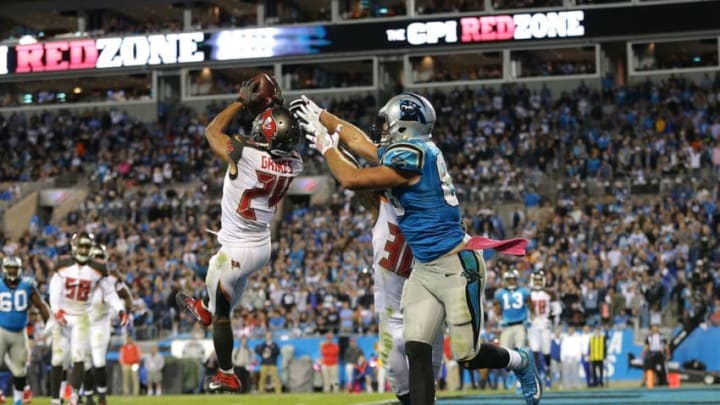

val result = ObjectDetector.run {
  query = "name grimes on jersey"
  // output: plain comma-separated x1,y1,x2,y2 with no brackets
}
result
261,155,295,174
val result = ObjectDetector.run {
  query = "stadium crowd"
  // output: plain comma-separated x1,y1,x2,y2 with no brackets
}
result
1,75,720,395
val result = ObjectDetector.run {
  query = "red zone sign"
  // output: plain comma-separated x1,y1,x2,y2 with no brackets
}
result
384,11,585,45
0,32,204,74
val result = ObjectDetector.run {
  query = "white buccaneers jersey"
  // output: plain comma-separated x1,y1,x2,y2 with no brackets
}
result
89,274,120,322
49,257,121,316
373,196,413,278
530,290,552,324
218,147,303,247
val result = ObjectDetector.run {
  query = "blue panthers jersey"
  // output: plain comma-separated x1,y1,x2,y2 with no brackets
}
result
494,287,531,326
0,277,35,332
378,139,465,263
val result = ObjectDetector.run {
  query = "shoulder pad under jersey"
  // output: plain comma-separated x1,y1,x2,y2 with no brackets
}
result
20,277,37,289
88,260,108,276
380,143,425,173
54,256,75,272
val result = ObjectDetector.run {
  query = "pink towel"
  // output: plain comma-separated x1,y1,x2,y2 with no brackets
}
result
465,236,529,257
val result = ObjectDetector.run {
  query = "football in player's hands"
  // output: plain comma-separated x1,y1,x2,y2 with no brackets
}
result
239,73,284,116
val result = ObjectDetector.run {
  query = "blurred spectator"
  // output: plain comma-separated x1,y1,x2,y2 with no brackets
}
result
232,336,253,393
560,327,583,389
588,326,607,387
255,332,281,393
320,333,339,392
343,338,363,389
350,354,373,393
120,336,141,395
144,345,165,396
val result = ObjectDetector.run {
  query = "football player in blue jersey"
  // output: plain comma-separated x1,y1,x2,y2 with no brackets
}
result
494,269,531,349
293,93,542,405
0,257,50,405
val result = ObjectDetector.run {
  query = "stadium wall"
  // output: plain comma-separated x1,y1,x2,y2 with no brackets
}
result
105,328,718,382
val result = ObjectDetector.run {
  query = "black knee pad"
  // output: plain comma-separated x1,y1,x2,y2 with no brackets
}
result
13,376,26,391
214,284,231,318
405,341,432,362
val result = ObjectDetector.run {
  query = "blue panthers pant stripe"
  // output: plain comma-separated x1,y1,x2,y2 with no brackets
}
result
458,250,483,351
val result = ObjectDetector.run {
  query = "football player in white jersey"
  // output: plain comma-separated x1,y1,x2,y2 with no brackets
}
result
81,244,132,405
48,232,128,405
528,271,553,385
178,78,302,393
342,149,443,405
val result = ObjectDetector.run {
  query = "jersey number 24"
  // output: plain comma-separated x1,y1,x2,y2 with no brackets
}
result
237,171,292,220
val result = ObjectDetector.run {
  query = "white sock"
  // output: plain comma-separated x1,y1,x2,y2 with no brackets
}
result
221,368,233,375
13,389,22,402
506,349,525,370
156,387,161,395
97,386,107,394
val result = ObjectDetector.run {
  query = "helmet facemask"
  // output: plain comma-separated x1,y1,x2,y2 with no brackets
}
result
2,257,22,283
71,233,95,264
531,272,546,290
504,270,519,290
91,244,107,261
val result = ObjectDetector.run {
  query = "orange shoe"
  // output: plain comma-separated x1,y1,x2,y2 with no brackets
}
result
176,292,212,326
207,371,241,393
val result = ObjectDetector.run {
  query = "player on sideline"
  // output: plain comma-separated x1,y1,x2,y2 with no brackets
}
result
177,76,303,393
293,93,542,405
0,257,50,405
48,232,128,405
528,271,553,386
494,269,531,350
81,244,133,405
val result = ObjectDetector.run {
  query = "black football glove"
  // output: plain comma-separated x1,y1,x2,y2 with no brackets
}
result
236,79,262,106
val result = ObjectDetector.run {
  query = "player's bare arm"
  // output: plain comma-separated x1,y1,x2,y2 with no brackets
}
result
30,287,50,322
325,148,417,190
291,96,378,163
323,113,378,163
205,101,245,175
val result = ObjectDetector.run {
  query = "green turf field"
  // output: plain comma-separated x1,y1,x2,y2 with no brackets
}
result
46,394,397,405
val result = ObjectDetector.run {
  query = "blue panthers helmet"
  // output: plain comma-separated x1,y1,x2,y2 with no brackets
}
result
372,92,436,145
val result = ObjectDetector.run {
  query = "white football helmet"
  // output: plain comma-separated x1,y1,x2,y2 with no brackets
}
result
2,256,22,283
372,92,436,146
503,269,520,290
530,271,546,290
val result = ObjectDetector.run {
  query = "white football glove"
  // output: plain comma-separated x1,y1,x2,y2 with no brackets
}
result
292,95,324,124
302,120,338,155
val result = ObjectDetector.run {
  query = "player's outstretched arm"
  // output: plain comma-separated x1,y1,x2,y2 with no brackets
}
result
322,116,377,164
325,149,413,190
30,287,50,323
303,118,415,190
291,96,378,163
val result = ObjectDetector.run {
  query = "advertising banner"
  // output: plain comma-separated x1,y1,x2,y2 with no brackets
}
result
0,1,716,77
